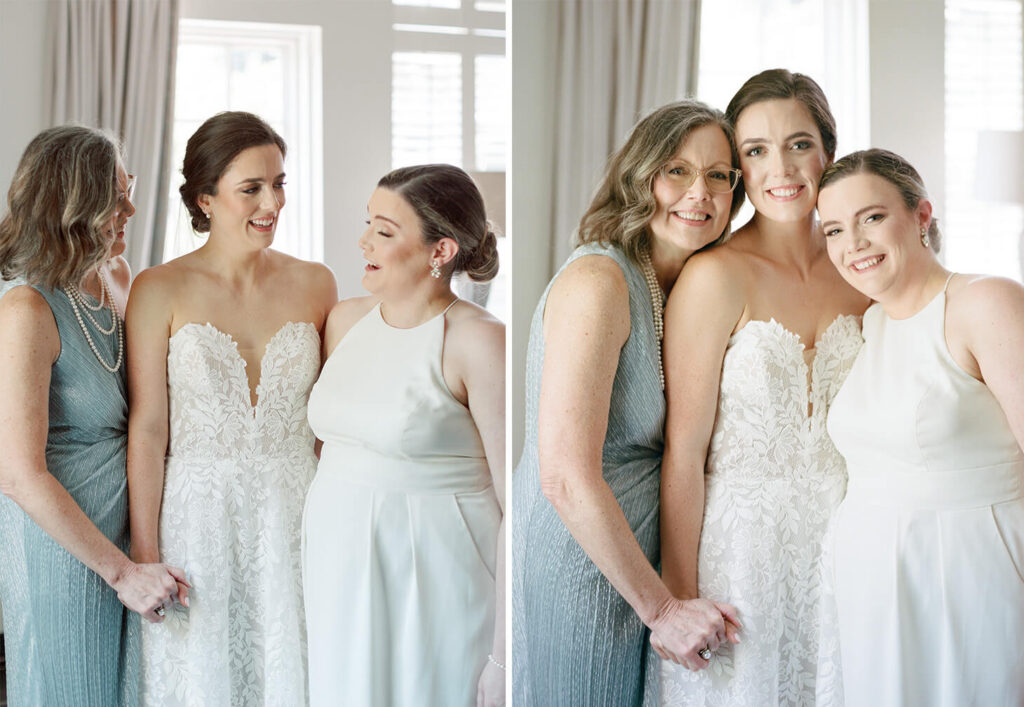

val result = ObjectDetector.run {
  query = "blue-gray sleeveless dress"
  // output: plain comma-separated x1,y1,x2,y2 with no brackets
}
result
512,242,665,706
0,284,138,706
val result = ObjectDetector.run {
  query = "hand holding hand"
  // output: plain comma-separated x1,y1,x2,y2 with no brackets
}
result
110,561,191,623
476,656,505,707
648,596,742,671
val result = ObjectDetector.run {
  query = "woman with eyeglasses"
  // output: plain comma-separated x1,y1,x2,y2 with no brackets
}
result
658,70,869,705
512,100,745,706
0,126,188,707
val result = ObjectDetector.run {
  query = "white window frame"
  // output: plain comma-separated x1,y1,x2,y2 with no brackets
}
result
166,19,323,263
390,2,505,171
388,2,508,321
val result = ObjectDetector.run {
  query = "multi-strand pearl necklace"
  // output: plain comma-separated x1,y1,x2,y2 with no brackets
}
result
64,271,124,374
638,249,665,389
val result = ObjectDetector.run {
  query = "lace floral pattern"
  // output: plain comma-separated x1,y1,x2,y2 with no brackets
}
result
661,316,862,706
140,322,320,706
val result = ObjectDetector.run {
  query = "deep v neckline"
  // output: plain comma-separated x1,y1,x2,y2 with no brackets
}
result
730,314,861,421
170,321,315,412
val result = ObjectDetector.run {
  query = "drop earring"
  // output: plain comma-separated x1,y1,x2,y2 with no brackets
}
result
430,260,441,279
920,227,930,249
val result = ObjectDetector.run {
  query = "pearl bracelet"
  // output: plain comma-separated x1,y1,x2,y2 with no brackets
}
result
487,653,506,671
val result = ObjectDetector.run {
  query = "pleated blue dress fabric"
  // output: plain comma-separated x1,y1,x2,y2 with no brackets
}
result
512,242,665,706
0,284,138,707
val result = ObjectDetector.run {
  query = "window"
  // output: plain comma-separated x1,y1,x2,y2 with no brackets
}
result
164,19,323,263
944,0,1024,281
390,1,508,321
697,0,870,225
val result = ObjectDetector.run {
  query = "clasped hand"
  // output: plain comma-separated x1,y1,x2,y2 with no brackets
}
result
112,561,191,623
648,597,742,671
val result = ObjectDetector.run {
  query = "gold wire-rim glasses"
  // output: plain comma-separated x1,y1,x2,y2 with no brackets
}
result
659,162,742,194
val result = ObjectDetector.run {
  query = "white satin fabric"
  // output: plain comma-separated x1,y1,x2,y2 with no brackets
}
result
820,291,1024,706
303,303,498,707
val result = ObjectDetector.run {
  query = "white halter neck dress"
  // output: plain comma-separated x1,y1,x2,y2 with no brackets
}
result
303,301,499,706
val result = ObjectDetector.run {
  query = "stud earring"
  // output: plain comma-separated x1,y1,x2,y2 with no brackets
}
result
920,227,930,249
430,260,441,279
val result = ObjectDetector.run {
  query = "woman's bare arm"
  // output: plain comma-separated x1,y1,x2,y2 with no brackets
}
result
538,255,736,669
125,267,174,564
0,285,185,620
661,252,745,602
448,312,506,706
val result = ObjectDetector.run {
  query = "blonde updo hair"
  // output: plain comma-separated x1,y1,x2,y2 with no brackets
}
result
378,164,499,282
576,99,744,265
0,125,123,289
819,148,942,253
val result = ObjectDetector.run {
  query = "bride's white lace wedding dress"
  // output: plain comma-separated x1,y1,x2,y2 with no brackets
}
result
140,321,320,706
660,316,862,706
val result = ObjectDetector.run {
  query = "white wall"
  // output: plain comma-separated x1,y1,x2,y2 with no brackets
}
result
0,0,51,189
509,0,558,465
867,0,946,229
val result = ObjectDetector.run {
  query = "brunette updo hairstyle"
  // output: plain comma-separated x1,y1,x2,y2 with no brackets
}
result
0,125,123,289
180,111,287,233
726,69,838,162
819,148,942,253
377,164,499,282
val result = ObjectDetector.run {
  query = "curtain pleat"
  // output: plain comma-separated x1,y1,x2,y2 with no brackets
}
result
51,0,179,273
549,0,701,269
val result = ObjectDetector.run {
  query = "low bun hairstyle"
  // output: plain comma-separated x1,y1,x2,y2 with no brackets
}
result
819,148,942,253
180,111,287,233
377,164,499,282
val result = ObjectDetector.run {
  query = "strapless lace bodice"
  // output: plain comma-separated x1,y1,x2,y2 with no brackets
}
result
708,316,863,484
141,320,320,706
661,314,863,706
166,322,319,461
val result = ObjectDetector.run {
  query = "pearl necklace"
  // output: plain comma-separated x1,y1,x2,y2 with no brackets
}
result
639,249,665,389
64,272,124,374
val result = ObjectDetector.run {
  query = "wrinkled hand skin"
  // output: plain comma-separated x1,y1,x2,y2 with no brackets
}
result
112,561,191,623
649,597,742,671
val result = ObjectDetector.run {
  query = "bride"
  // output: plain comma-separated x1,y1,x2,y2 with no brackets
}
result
126,111,336,705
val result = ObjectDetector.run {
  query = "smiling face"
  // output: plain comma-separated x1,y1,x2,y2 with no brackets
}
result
359,187,439,296
648,123,735,258
818,172,933,300
104,166,135,259
734,98,829,223
199,143,285,248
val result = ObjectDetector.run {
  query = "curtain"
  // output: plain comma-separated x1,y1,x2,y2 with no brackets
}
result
51,0,179,273
549,0,701,267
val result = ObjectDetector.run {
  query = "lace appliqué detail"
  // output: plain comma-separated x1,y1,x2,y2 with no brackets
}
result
140,321,320,706
661,315,862,707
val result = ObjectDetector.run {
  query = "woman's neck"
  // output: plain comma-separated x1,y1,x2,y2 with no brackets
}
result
378,283,458,329
747,211,825,273
877,260,950,320
648,240,695,294
195,237,269,290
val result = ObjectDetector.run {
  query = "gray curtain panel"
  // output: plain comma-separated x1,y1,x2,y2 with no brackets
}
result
51,0,179,272
550,0,701,268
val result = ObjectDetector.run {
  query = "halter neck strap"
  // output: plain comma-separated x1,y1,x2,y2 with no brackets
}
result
943,271,956,293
